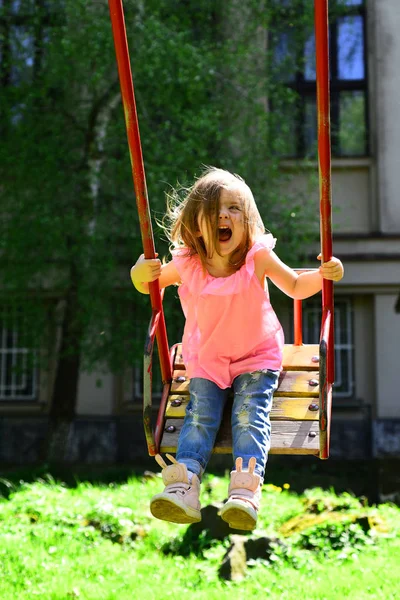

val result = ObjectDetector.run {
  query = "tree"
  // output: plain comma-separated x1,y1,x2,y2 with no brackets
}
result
0,0,317,463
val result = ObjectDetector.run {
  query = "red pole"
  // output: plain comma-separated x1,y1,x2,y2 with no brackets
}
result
314,0,334,384
108,0,171,383
294,299,303,346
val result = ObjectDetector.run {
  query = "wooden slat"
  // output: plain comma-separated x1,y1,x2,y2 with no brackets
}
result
173,344,319,371
271,397,319,420
160,418,319,455
269,421,319,454
170,372,190,394
276,370,319,397
170,370,319,397
173,346,185,369
166,394,319,421
282,344,319,370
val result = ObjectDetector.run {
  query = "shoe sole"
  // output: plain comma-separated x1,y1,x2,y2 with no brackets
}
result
150,495,201,524
219,503,257,531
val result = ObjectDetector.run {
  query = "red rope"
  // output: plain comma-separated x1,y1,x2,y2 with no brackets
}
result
108,0,171,382
315,0,334,385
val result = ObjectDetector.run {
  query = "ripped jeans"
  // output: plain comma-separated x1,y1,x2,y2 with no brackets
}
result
176,370,279,480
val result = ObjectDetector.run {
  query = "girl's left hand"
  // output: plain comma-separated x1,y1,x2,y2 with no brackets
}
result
317,254,344,282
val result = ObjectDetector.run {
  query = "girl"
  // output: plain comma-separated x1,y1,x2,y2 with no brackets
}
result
130,167,344,530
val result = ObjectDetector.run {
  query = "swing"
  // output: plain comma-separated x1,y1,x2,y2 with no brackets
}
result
108,0,334,459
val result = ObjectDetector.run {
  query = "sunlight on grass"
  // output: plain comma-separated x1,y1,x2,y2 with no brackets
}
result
0,473,398,599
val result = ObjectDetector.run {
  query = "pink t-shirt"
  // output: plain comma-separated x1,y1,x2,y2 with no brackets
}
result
171,234,284,389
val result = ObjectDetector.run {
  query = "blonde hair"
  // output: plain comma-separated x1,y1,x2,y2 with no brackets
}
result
163,167,265,272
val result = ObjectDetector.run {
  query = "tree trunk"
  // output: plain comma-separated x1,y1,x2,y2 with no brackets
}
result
45,86,120,465
46,285,82,464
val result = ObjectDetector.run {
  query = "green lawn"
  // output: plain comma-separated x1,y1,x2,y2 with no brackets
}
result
0,472,399,599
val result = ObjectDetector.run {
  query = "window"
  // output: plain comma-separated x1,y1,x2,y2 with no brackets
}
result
295,296,355,398
131,359,163,404
0,305,38,401
272,0,368,158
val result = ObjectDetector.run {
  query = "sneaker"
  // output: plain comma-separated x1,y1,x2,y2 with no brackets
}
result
150,454,201,524
219,457,261,531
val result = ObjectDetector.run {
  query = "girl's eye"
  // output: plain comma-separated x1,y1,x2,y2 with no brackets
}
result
230,205,241,211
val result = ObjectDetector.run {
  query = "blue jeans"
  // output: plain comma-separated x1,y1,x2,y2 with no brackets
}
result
176,370,279,480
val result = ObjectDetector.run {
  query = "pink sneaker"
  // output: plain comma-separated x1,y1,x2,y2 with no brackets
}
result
150,454,201,524
219,457,261,531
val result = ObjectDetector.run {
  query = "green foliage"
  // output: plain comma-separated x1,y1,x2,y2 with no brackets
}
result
84,502,144,545
297,520,373,558
302,486,365,513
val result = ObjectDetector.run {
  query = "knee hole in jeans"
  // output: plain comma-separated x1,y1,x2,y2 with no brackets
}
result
234,402,251,428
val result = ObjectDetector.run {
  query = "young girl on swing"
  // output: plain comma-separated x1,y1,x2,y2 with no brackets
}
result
130,167,344,531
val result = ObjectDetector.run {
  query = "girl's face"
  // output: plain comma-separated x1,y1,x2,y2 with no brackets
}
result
197,187,245,258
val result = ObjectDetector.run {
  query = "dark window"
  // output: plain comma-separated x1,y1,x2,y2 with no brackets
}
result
290,296,355,399
0,305,38,401
271,0,368,158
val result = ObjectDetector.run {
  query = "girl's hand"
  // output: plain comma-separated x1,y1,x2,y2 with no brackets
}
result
131,253,162,284
317,254,344,282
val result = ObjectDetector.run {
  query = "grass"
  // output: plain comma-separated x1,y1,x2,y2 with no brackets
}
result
0,471,399,600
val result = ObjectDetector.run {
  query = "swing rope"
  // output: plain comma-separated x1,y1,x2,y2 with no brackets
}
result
108,0,171,388
315,0,334,458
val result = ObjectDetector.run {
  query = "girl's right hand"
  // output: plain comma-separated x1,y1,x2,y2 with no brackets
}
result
130,253,162,286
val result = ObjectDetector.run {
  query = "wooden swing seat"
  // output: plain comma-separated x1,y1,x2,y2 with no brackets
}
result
160,342,321,456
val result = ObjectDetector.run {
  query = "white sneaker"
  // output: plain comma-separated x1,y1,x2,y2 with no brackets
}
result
219,457,261,531
150,454,201,524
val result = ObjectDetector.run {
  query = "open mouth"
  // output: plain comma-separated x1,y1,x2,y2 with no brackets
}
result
218,226,232,242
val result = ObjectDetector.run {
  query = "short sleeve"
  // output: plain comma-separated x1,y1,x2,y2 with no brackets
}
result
245,233,277,276
171,248,205,295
